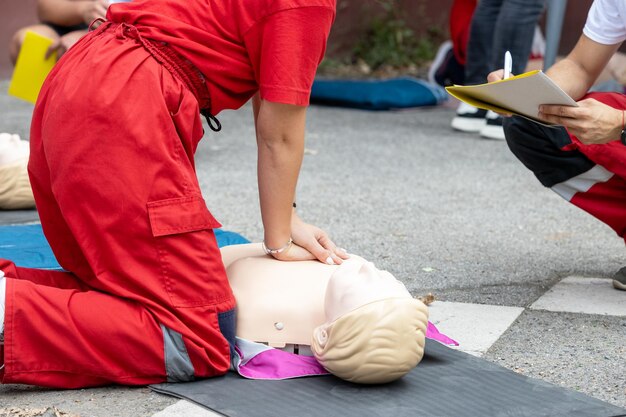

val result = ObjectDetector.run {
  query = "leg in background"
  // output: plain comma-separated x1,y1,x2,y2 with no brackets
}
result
464,0,504,85
492,0,545,75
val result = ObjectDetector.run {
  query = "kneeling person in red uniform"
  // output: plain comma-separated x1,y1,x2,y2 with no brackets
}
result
0,0,347,388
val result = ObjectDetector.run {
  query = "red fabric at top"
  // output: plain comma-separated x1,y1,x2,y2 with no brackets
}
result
449,0,476,66
107,0,336,114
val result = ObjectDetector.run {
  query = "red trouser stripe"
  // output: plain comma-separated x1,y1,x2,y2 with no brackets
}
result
569,175,626,240
559,92,626,243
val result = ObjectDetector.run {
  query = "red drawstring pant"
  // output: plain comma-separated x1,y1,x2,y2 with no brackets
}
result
0,23,235,388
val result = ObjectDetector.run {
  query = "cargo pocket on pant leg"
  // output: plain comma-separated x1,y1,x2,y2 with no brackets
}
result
147,195,230,308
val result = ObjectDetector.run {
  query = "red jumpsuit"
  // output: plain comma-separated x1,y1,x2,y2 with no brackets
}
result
0,0,335,388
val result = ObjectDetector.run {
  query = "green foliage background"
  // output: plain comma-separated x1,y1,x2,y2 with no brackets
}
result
352,0,441,70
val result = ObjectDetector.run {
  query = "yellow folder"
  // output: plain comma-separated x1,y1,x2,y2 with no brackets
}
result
8,31,57,104
445,70,578,125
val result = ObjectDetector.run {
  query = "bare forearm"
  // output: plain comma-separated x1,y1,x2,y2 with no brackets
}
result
38,0,91,26
539,35,625,145
257,139,302,248
545,58,596,101
255,100,306,249
546,34,620,101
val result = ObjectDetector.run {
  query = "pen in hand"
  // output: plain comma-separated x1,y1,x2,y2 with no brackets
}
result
503,51,512,79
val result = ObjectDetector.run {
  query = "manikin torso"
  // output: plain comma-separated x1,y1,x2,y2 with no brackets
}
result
220,243,412,348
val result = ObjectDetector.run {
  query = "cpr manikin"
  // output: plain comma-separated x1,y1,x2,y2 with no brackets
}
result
0,133,35,210
221,244,429,384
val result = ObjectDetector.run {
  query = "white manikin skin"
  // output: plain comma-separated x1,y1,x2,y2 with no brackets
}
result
220,243,412,348
0,133,29,167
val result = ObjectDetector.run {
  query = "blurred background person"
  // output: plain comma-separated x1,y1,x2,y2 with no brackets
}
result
450,0,545,140
9,0,110,64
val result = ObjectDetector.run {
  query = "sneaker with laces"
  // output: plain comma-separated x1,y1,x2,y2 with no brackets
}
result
451,102,487,132
479,111,506,140
613,267,626,290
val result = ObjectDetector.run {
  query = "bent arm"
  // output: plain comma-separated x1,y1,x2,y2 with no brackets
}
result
38,0,108,26
254,95,305,250
38,0,88,26
546,34,620,101
536,35,625,144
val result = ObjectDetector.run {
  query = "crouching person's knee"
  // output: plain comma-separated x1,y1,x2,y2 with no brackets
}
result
503,116,538,167
502,116,595,188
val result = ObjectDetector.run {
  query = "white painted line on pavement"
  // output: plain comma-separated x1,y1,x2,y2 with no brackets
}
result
428,301,524,357
530,276,626,317
151,399,222,417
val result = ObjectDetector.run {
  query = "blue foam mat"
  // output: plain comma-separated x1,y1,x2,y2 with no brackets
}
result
0,224,249,269
310,77,447,110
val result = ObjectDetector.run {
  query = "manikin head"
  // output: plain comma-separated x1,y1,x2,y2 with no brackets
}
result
0,133,29,166
0,133,34,210
222,244,428,384
310,259,428,384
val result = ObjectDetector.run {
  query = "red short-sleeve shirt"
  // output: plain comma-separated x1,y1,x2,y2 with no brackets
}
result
108,0,336,114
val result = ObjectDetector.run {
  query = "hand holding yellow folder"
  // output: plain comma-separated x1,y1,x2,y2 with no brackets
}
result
445,70,578,125
8,31,58,104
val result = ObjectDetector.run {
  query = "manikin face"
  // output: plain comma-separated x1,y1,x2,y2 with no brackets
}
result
0,133,29,166
314,257,412,347
323,257,411,323
311,259,428,384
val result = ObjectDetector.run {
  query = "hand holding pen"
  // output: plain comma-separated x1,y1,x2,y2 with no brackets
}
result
487,50,513,82
485,51,514,117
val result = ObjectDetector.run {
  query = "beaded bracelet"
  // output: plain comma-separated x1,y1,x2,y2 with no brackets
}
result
262,238,293,255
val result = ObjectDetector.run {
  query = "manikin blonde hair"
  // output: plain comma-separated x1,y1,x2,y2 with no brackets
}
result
0,162,35,210
311,297,428,384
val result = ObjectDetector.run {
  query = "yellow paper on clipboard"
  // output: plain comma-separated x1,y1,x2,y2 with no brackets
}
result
445,70,578,125
8,31,57,104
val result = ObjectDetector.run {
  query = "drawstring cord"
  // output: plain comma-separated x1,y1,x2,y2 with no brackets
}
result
200,109,222,132
105,21,222,132
88,18,106,31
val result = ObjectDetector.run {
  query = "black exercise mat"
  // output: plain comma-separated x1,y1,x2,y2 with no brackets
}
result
151,340,626,417
0,209,39,225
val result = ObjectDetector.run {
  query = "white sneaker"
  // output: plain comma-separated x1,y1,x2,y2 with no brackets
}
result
451,102,487,133
479,111,505,140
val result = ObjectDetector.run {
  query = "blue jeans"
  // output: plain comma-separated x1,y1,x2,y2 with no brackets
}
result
465,0,545,85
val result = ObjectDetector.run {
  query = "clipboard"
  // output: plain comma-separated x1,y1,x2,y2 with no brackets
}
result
8,31,57,104
445,70,578,125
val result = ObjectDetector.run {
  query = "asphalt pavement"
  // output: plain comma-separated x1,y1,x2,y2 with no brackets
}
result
0,79,624,416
